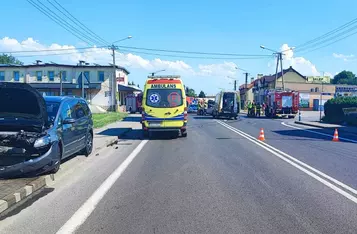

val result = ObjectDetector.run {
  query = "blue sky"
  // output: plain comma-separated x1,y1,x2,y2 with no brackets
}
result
1,0,357,94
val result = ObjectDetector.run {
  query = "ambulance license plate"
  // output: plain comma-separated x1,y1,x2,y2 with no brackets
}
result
149,122,162,127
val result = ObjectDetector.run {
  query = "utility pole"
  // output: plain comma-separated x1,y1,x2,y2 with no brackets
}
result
81,71,84,98
60,71,63,96
78,60,86,99
320,71,325,122
234,80,237,91
274,54,279,89
244,72,249,104
110,45,118,112
280,53,285,91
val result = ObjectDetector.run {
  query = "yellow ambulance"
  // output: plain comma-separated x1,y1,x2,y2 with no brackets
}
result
141,76,188,138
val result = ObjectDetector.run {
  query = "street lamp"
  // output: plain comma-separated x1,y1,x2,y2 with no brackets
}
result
111,36,132,44
151,69,166,76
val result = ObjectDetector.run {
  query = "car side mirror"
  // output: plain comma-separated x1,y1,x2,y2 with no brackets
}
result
63,118,76,124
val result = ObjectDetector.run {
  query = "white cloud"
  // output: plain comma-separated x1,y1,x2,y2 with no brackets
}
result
0,37,240,79
280,43,321,76
332,53,355,61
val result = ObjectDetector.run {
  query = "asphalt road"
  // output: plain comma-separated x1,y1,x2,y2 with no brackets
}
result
1,114,357,234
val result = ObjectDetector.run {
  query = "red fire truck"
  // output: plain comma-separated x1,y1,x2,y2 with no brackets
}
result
264,90,299,118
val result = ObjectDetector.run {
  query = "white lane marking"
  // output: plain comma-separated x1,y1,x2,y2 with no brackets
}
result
219,120,357,196
216,120,357,203
56,140,149,234
281,122,357,143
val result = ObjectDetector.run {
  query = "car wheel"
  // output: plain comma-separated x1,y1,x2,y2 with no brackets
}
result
83,132,93,156
181,129,187,137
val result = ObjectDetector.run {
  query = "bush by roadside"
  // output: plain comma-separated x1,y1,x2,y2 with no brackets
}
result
92,112,128,128
323,96,357,125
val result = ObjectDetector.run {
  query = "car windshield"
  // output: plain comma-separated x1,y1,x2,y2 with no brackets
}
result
146,89,183,108
46,101,60,124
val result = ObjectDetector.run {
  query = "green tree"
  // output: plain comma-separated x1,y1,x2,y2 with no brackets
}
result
0,54,23,65
185,86,196,97
331,70,357,85
198,90,206,98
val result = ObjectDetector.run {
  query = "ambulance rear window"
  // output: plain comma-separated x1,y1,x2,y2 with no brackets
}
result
146,89,183,108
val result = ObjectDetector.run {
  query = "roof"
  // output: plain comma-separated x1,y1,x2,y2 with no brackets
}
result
0,63,130,74
258,66,306,84
118,84,141,92
44,95,84,102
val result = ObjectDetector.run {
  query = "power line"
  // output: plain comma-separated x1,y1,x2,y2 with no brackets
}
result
118,45,270,57
294,17,357,53
297,30,357,55
0,46,106,54
295,24,357,53
34,0,102,45
118,49,273,60
27,0,99,46
49,0,109,45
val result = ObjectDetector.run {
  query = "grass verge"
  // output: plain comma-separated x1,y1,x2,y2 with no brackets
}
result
93,112,128,129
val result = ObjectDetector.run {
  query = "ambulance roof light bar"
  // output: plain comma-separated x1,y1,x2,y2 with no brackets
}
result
147,75,181,79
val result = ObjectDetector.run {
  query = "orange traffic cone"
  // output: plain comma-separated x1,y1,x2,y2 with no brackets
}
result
258,128,265,141
332,129,339,142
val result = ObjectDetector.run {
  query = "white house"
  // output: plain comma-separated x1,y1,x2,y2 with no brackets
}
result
0,62,132,110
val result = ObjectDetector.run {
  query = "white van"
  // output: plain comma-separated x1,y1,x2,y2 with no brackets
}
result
212,91,240,119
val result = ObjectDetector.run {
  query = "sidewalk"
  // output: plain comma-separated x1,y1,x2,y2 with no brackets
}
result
295,121,357,135
0,115,141,216
94,115,142,148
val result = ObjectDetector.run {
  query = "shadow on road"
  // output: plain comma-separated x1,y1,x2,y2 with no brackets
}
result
122,116,142,122
96,128,131,136
273,129,356,143
118,129,181,140
193,116,213,120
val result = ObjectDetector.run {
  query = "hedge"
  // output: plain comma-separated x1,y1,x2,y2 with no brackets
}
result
323,96,357,125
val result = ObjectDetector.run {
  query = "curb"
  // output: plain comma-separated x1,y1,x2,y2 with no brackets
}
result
0,176,47,215
0,127,134,216
104,128,132,148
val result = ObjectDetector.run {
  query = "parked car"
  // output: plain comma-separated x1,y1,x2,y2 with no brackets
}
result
0,82,93,178
206,100,215,115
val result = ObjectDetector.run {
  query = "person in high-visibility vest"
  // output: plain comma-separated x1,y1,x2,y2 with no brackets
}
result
256,102,262,117
247,101,253,116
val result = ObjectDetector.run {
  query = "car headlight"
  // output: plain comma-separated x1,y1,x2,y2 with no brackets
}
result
34,135,52,148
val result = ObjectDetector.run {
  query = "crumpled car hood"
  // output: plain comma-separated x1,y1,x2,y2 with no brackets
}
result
0,82,49,132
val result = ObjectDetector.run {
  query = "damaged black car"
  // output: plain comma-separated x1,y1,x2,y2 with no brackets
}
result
0,82,93,178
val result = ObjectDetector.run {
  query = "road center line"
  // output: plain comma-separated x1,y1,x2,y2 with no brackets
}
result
56,140,149,234
281,122,357,143
216,120,357,204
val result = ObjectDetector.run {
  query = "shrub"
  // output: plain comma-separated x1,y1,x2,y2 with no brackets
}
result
324,96,357,125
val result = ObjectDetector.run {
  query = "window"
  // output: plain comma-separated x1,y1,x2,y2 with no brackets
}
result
84,71,90,82
48,71,55,81
69,100,79,119
60,71,67,81
146,89,183,108
36,71,42,81
60,102,72,120
0,71,4,81
14,71,20,81
45,101,61,124
75,103,85,119
80,100,91,116
98,71,104,82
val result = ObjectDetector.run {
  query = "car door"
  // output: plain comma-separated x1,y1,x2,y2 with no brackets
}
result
74,100,88,148
60,101,77,157
67,99,83,153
